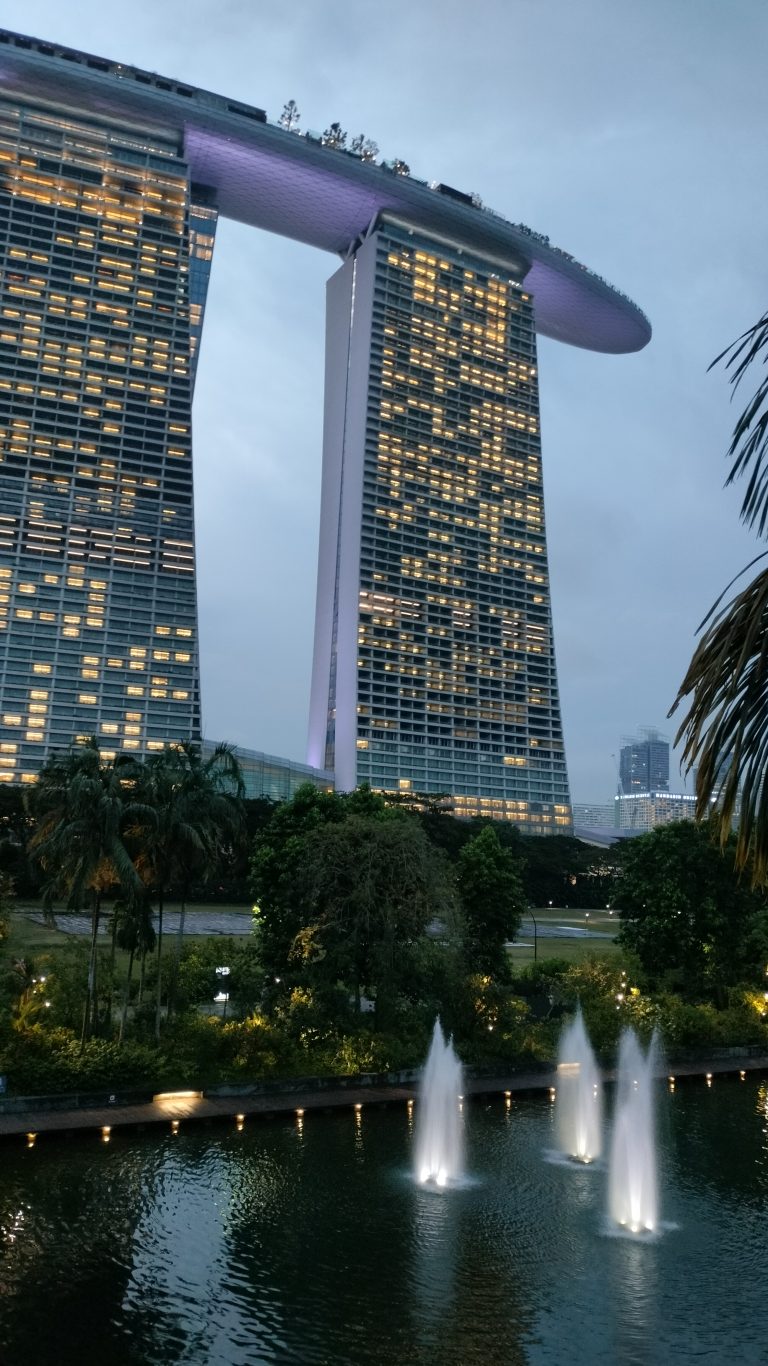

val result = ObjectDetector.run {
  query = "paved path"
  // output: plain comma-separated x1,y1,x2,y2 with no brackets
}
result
18,908,253,936
20,911,613,943
1,1054,766,1141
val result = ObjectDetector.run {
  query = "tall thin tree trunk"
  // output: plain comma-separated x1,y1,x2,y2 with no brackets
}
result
168,886,189,1023
82,891,102,1048
155,889,164,1042
119,946,135,1045
107,904,119,1031
138,947,146,1006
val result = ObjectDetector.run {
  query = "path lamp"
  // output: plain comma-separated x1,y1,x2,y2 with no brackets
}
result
215,965,231,1022
584,911,590,934
528,907,538,962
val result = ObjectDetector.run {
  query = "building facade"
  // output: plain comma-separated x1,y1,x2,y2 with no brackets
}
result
614,791,696,833
619,728,669,795
0,30,650,821
572,802,616,829
0,96,208,783
308,222,570,833
202,740,332,802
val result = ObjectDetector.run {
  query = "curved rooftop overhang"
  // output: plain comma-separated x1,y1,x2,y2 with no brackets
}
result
0,29,651,355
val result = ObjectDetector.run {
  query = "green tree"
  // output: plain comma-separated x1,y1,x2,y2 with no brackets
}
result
616,821,768,999
28,737,145,1041
456,825,525,979
250,784,382,985
673,312,768,882
129,741,244,1039
301,810,453,1024
277,99,300,133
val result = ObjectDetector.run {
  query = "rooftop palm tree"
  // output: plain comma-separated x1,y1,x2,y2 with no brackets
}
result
672,309,768,882
28,737,146,1041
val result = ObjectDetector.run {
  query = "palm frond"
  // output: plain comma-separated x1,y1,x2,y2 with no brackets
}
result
712,310,768,536
671,557,768,880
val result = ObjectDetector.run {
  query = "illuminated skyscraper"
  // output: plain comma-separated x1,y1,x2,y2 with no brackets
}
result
0,30,650,813
0,96,213,783
308,222,570,832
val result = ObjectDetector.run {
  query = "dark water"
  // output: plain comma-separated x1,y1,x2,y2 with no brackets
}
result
0,1078,766,1365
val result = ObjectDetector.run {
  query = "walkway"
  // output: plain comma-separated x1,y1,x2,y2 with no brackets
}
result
18,908,253,937
1,1054,766,1142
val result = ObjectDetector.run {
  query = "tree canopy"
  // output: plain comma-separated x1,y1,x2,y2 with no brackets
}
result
616,821,768,998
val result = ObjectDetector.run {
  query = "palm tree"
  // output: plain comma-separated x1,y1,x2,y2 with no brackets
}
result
672,310,768,881
128,741,244,1038
29,737,146,1041
114,897,156,1043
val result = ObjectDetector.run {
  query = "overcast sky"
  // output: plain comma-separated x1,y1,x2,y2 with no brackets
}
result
4,0,767,802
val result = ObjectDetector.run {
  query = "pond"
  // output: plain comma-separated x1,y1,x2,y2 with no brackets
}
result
0,1076,766,1365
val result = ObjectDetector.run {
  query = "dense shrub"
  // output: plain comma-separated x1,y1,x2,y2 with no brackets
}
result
0,1025,169,1095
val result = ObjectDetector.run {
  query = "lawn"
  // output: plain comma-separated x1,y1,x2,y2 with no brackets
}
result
510,905,621,964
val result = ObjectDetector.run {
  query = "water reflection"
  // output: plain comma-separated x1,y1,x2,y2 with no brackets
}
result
0,1083,765,1363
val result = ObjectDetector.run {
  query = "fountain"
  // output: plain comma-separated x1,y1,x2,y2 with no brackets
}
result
608,1027,660,1234
414,1019,464,1187
555,1005,603,1163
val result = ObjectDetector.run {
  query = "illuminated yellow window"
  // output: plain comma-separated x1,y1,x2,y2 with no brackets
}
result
101,723,118,735
32,663,51,675
126,686,144,697
78,694,97,705
25,731,43,743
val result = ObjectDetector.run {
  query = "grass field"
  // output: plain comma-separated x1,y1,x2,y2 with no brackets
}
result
6,902,622,970
511,905,620,964
6,901,252,970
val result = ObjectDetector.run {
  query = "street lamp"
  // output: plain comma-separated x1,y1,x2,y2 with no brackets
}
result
215,966,231,1022
528,907,538,962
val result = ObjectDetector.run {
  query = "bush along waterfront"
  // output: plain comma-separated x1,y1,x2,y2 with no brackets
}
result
0,754,767,1096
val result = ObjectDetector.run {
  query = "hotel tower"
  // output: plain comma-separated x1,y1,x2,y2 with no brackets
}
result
0,30,650,828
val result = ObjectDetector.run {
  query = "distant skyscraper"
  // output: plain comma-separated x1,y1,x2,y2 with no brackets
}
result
619,728,669,795
308,221,571,834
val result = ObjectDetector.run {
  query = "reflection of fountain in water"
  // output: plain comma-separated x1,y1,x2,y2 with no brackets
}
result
414,1019,464,1187
609,1028,660,1234
555,1006,602,1163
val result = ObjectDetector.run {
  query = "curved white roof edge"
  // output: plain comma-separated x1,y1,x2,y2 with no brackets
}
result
0,27,651,355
